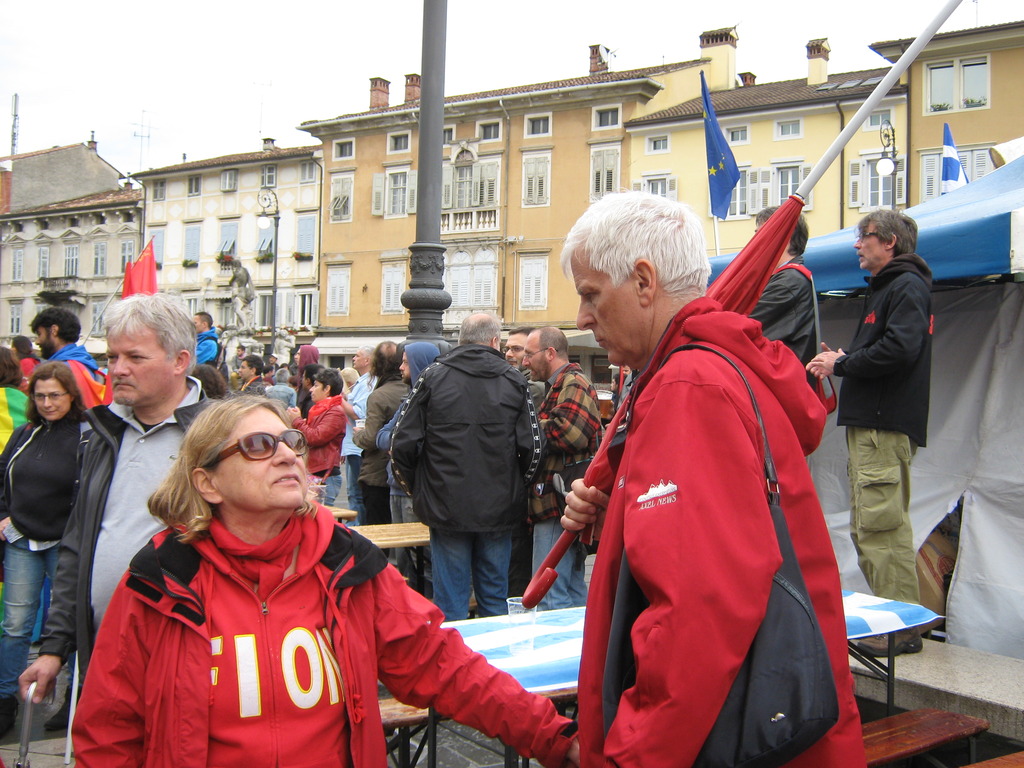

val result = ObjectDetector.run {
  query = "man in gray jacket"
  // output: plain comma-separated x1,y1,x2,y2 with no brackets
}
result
392,314,542,620
20,294,208,713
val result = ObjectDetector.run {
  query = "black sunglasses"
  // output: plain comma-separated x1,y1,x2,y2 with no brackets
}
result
207,429,308,468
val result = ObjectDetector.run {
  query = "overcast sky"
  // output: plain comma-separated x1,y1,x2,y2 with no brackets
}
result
1,0,1017,177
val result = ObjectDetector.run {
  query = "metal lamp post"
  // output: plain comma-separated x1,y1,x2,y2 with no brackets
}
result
877,120,898,210
257,188,280,355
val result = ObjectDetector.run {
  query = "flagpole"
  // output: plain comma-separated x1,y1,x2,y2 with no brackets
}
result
712,216,722,258
795,0,964,200
81,279,127,345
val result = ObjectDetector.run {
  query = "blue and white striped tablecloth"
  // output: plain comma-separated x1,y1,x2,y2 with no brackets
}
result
842,590,941,639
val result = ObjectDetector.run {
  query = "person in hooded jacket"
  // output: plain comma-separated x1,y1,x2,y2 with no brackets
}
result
559,192,864,768
295,344,321,418
67,397,580,768
391,314,543,621
30,306,108,408
0,363,86,734
808,208,932,657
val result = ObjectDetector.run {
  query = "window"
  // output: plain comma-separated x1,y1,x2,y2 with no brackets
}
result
388,132,410,153
647,135,669,154
388,171,408,216
590,146,620,200
525,114,551,137
90,300,104,335
38,246,50,278
775,119,802,140
261,165,277,188
643,175,677,200
729,169,750,218
594,106,620,129
866,109,892,129
333,139,354,160
519,255,547,309
184,225,201,262
442,126,454,144
152,180,166,201
371,169,417,217
445,249,496,309
185,297,201,316
187,175,202,196
256,225,275,256
479,122,500,141
93,242,107,276
523,154,550,206
927,57,988,112
776,165,802,202
296,215,316,255
9,303,22,335
300,161,317,183
120,241,134,271
848,157,906,209
382,263,406,313
64,244,79,276
221,169,239,192
218,221,238,257
293,290,318,327
728,126,749,145
12,248,23,282
330,174,353,223
326,265,350,315
151,229,165,266
919,147,992,201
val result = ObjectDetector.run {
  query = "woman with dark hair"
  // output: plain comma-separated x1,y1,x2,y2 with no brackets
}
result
64,397,579,767
191,364,228,400
0,346,29,449
353,342,406,525
0,362,87,734
11,336,40,386
287,368,346,505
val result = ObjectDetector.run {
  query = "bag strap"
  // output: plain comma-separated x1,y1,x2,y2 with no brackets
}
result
659,344,779,504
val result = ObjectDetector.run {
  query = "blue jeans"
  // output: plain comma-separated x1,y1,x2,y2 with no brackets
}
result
345,455,365,524
323,470,343,508
532,517,588,610
430,529,511,621
0,539,60,698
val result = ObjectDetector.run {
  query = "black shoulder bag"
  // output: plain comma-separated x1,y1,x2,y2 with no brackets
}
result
681,345,839,767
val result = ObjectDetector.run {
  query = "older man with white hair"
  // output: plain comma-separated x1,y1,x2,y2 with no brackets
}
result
559,192,863,767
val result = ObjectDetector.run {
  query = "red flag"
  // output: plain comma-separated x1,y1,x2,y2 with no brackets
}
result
707,195,805,314
122,238,158,297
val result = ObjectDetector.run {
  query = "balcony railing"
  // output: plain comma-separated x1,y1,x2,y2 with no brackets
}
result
440,208,499,234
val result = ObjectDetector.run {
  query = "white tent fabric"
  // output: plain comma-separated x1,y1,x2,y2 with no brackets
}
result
811,282,1024,659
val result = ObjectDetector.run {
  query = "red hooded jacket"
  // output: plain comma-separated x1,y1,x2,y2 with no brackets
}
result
577,299,865,768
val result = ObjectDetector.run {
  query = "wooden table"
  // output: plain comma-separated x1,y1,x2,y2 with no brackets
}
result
357,522,431,592
327,506,358,521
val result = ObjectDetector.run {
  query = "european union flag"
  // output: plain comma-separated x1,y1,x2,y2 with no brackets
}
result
701,71,741,220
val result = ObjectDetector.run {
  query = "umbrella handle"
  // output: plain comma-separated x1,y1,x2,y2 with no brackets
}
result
521,529,579,609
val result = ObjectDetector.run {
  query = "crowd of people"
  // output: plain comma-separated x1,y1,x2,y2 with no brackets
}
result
0,189,934,767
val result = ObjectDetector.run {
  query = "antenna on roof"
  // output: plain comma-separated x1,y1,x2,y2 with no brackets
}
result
599,45,615,65
10,94,19,156
132,111,152,173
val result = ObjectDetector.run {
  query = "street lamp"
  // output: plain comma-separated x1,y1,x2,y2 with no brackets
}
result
877,120,898,209
257,188,280,356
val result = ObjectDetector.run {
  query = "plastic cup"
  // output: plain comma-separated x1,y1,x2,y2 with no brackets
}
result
506,597,537,656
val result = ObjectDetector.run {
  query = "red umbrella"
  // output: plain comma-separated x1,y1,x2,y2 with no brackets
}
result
707,194,806,314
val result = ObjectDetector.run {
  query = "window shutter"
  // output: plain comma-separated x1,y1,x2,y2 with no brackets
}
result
525,158,538,205
471,164,483,207
441,165,453,209
152,230,166,263
920,153,939,201
800,165,813,210
371,173,385,216
185,227,200,260
407,170,418,214
297,216,315,253
848,160,862,208
474,263,496,305
971,149,991,181
631,180,642,192
482,163,498,206
895,158,907,205
667,177,678,201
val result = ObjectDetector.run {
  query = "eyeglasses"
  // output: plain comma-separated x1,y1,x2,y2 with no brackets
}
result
32,391,69,403
857,231,882,241
522,347,551,360
502,345,525,355
208,429,308,467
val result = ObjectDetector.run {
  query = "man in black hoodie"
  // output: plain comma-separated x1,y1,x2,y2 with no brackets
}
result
808,209,932,657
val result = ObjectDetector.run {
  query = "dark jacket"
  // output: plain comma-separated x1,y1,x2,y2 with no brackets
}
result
38,397,209,671
835,253,933,447
353,378,408,487
750,254,818,367
391,344,543,533
0,418,82,541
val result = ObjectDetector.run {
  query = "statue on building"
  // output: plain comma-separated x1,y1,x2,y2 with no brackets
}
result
273,328,296,362
228,260,257,334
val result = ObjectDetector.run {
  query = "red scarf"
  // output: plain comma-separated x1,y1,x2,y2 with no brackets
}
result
209,515,303,600
306,393,344,423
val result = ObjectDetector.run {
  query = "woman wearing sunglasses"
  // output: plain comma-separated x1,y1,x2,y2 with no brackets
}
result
68,396,580,768
0,362,86,735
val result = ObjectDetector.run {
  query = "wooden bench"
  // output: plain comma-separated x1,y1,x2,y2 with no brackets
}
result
965,753,1024,767
863,708,990,767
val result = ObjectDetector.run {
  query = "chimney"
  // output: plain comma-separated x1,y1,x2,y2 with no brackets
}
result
262,137,276,151
87,130,97,151
370,77,391,110
739,72,757,87
589,44,609,74
699,28,738,92
404,73,422,103
806,38,830,86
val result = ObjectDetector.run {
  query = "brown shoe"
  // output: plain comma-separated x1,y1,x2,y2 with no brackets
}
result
855,628,923,657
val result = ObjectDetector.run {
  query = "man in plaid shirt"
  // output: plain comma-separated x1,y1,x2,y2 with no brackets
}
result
524,327,602,609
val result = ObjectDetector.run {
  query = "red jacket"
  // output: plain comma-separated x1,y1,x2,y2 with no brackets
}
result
294,395,346,475
73,508,575,768
577,299,865,768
